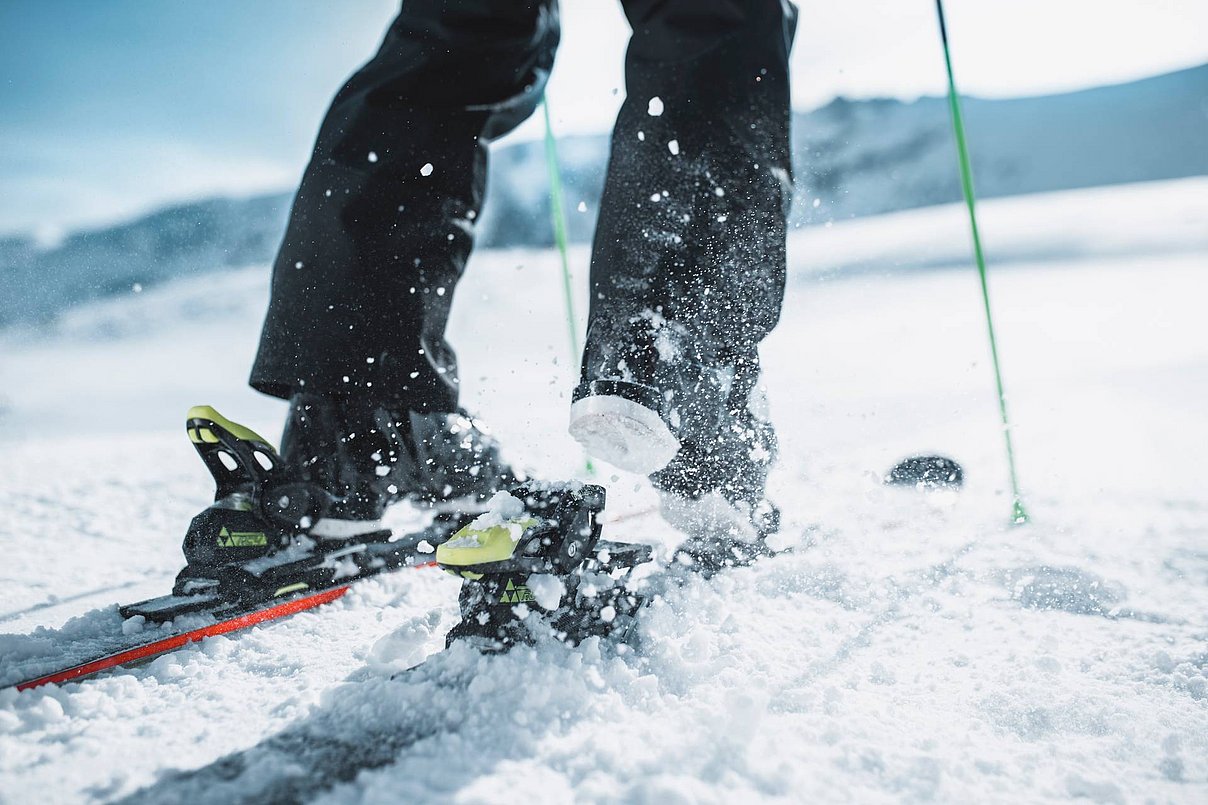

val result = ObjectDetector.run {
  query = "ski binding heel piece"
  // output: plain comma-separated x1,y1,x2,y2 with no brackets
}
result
436,483,653,652
170,406,336,606
186,405,334,531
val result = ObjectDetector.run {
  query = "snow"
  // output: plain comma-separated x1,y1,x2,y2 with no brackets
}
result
443,491,530,549
467,491,526,531
1,178,1206,802
526,575,566,611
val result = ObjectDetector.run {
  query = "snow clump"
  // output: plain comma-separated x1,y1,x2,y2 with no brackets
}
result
525,575,566,610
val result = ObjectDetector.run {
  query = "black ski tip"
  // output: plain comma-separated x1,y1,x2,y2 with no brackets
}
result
885,455,964,489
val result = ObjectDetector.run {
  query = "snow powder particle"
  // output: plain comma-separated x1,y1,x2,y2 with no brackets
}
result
577,201,587,212
420,162,434,177
647,96,664,116
368,151,378,163
668,139,680,156
637,131,645,141
812,198,821,208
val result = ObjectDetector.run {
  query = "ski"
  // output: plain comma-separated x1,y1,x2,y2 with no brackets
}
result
5,545,445,693
12,585,353,692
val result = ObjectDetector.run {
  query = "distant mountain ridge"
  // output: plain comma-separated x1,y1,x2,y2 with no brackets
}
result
3,63,1205,325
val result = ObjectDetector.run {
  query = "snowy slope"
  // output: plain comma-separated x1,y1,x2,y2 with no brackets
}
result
0,178,1206,803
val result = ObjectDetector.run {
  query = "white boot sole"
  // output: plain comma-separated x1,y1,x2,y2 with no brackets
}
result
568,394,680,475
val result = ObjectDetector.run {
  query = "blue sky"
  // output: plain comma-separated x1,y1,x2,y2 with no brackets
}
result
2,0,1205,239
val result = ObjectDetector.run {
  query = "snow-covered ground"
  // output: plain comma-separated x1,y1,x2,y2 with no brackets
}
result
0,177,1205,803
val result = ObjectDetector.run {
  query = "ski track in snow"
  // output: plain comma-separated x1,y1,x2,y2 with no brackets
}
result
1,179,1206,803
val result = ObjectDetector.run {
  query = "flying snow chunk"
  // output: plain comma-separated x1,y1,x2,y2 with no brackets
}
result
668,139,680,156
527,575,566,610
368,151,379,163
420,162,434,177
647,96,664,116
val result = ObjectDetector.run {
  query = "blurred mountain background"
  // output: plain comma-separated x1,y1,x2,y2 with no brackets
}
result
2,63,1205,326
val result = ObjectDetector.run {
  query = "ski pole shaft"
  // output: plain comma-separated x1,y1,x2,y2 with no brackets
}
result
541,97,581,365
542,96,594,475
934,0,1028,524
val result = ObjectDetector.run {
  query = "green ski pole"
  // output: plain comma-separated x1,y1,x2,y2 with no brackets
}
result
934,0,1029,524
542,95,593,475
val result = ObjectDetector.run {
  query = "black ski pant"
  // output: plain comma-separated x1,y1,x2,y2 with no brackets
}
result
251,0,796,490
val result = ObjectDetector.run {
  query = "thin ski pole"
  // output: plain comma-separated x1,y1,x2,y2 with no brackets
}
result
541,95,594,475
541,96,581,367
934,0,1028,524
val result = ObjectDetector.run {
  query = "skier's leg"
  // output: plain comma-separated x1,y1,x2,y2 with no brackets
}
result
571,0,796,552
248,1,558,529
252,0,559,411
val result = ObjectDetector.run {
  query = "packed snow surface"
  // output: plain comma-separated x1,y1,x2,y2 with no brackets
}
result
1,179,1206,803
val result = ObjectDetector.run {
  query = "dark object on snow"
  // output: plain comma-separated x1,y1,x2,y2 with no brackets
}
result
885,455,964,489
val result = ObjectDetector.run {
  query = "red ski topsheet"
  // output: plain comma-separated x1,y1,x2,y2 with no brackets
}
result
15,585,352,691
8,551,443,692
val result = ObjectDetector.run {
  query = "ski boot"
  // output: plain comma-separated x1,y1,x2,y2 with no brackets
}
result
571,373,781,576
280,393,521,525
435,483,653,652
